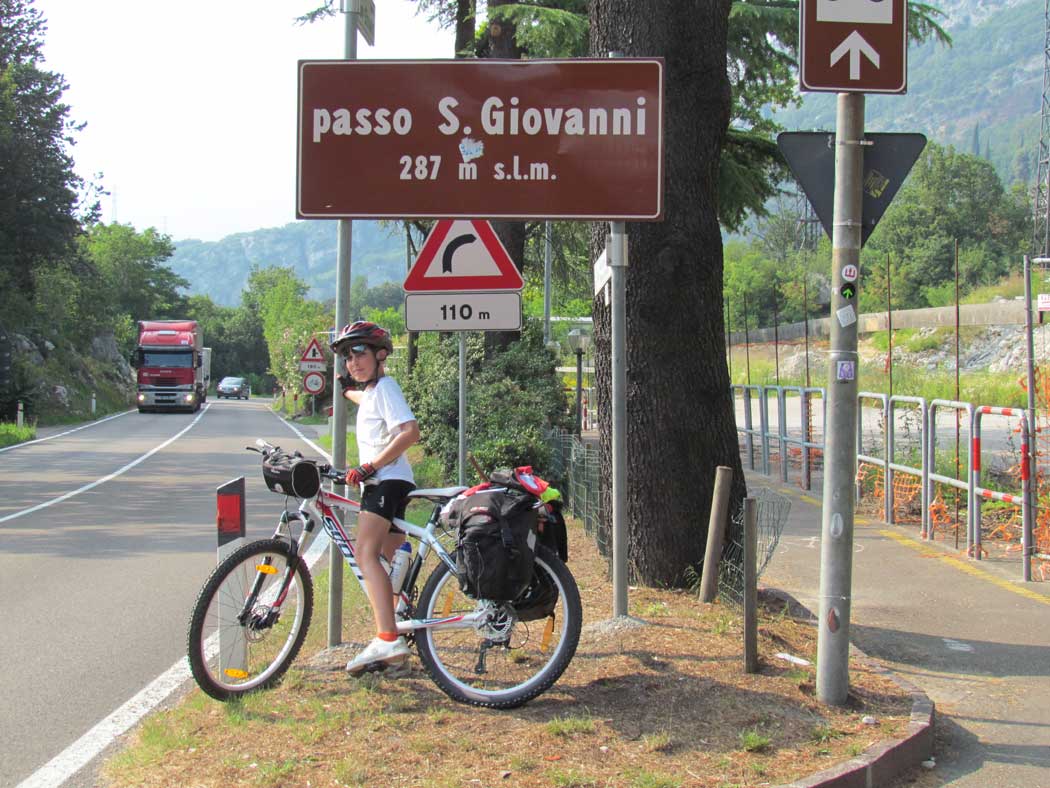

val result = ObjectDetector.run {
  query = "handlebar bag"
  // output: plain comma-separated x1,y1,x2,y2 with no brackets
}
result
262,457,321,499
449,485,539,601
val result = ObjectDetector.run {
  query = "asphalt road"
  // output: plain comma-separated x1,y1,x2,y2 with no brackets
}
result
753,474,1050,787
0,399,323,788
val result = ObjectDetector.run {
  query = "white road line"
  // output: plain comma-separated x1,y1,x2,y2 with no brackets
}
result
15,408,331,788
0,410,134,454
0,405,211,526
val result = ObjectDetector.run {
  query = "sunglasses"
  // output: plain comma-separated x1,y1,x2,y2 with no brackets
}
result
340,344,372,359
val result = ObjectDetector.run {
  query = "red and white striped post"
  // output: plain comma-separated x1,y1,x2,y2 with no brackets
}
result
216,477,247,676
971,407,1032,579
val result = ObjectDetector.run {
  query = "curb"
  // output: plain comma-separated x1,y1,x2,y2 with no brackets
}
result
764,589,936,788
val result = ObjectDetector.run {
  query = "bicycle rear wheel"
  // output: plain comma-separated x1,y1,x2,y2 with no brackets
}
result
415,545,581,709
187,538,313,701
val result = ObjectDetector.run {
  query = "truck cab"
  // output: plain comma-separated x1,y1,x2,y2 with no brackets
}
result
135,320,211,412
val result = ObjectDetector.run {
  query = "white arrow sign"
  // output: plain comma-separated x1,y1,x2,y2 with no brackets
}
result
830,31,880,80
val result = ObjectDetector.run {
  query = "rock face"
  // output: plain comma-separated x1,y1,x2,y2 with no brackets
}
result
4,331,135,414
90,334,134,380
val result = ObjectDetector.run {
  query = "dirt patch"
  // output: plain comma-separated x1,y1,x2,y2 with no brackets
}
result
101,523,917,788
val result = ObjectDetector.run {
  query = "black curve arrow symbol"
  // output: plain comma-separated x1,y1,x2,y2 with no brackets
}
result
442,233,477,273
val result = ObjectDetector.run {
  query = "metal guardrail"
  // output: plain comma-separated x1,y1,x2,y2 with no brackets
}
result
733,386,1039,582
887,395,928,532
926,399,974,552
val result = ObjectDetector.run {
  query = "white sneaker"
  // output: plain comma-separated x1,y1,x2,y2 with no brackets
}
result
345,636,411,676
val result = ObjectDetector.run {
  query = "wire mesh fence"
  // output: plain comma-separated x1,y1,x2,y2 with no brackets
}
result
718,487,792,607
544,427,608,555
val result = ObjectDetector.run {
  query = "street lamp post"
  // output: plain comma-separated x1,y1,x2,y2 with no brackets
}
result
567,328,591,436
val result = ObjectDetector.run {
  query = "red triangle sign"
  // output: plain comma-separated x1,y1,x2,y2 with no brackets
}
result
403,220,524,292
300,338,326,362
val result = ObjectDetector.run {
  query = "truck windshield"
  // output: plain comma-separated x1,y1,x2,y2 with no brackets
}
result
141,352,194,368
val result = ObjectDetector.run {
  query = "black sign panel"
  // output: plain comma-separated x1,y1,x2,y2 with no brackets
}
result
777,132,926,247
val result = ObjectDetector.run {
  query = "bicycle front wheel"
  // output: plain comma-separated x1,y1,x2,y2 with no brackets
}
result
187,538,313,701
415,545,581,709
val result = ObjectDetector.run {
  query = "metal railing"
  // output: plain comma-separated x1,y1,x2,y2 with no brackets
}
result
887,395,928,531
733,388,1038,581
926,400,974,549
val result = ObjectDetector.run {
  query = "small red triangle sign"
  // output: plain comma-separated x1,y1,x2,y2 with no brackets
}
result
300,338,325,362
403,220,524,292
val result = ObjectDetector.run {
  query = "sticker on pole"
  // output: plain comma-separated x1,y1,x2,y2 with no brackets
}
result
403,220,524,292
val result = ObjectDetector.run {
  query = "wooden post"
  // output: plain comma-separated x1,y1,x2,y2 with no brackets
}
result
743,497,759,673
699,466,733,602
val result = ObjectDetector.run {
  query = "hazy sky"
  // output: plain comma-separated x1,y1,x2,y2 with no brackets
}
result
35,0,454,242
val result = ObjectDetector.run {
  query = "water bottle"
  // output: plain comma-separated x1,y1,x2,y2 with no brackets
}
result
388,541,412,594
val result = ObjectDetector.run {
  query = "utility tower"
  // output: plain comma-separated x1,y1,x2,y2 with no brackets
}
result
1034,0,1050,256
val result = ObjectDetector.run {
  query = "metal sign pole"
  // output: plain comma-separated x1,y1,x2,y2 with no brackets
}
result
458,332,467,486
610,223,628,618
1025,254,1040,582
817,92,864,706
544,221,553,346
328,3,360,649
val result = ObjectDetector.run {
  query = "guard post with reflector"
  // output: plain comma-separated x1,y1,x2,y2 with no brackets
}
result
216,477,247,679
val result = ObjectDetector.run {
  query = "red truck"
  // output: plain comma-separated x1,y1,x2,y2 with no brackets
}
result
134,320,212,412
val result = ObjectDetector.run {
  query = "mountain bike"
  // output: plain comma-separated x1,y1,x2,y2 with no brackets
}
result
186,440,581,709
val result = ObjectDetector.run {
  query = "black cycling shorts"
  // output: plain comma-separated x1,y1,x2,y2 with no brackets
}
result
360,479,415,530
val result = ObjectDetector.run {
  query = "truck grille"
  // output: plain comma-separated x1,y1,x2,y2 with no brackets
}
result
156,377,178,387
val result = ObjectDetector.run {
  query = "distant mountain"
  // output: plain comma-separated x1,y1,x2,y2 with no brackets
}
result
168,220,407,306
774,0,1042,188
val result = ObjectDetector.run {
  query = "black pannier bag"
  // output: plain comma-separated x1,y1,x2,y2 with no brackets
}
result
538,499,569,563
446,484,539,601
262,456,321,499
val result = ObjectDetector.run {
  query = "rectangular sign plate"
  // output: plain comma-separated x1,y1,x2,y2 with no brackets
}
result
800,0,907,94
299,360,327,372
405,292,521,332
297,59,664,220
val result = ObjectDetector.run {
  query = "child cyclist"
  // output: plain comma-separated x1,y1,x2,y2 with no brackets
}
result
330,321,420,675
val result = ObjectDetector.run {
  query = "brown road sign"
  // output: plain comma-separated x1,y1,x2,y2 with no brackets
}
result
297,59,664,220
800,0,908,94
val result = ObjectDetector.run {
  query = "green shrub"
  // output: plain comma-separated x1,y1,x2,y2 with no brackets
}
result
404,320,570,480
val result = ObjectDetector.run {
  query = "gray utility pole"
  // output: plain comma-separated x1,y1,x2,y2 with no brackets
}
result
543,221,553,346
328,2,360,648
817,92,864,706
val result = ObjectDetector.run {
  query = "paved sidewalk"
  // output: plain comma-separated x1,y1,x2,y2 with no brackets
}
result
751,472,1050,787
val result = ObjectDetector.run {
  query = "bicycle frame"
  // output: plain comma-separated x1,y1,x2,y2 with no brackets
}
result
274,485,487,636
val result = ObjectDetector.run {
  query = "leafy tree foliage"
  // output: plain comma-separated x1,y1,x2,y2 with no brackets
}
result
403,320,570,478
245,266,330,398
0,0,88,320
862,142,1029,310
80,223,187,329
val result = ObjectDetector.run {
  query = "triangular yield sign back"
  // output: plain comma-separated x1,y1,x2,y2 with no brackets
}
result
403,220,524,292
777,132,926,247
300,338,325,362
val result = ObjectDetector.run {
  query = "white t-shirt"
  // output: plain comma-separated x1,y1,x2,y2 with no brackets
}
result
355,376,415,485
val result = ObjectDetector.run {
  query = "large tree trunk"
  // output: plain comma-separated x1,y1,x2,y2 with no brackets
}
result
485,0,527,353
589,0,747,586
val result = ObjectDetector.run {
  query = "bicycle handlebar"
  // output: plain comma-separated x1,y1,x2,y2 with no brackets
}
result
246,439,348,484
